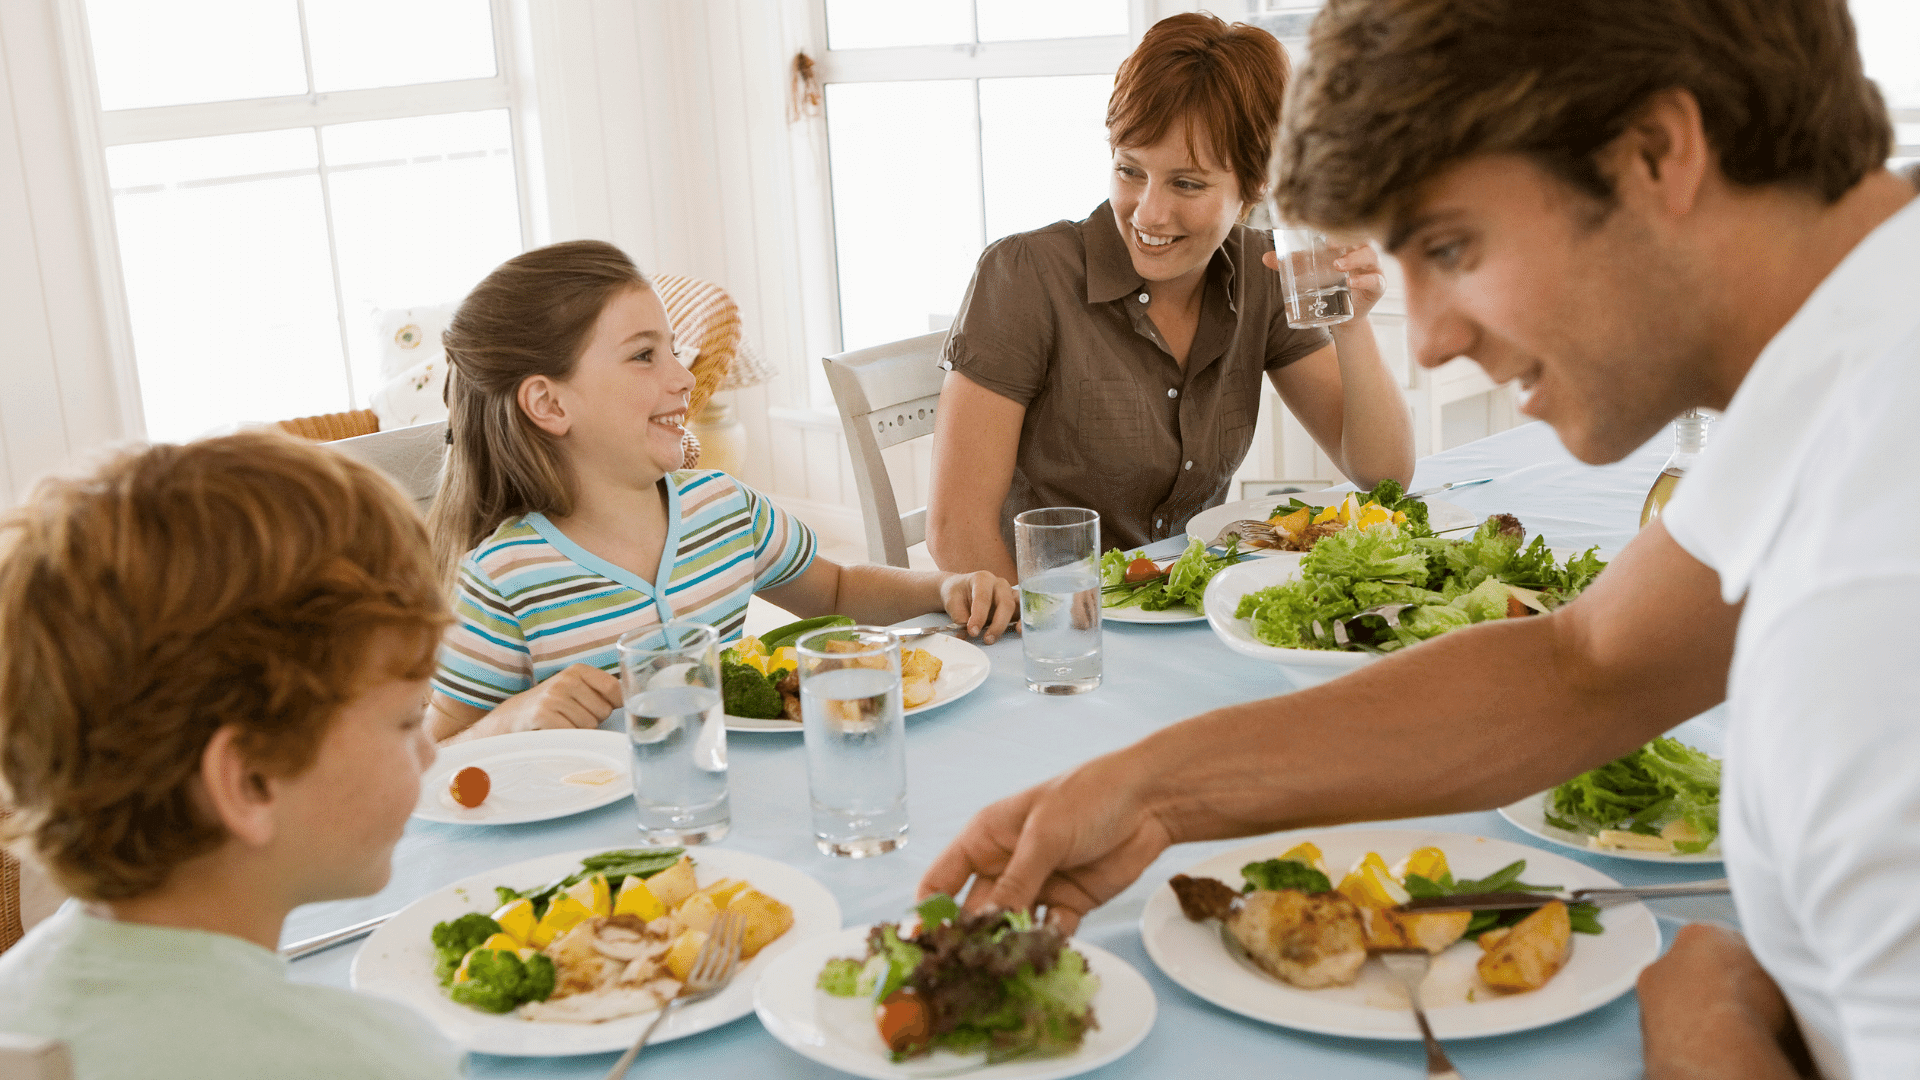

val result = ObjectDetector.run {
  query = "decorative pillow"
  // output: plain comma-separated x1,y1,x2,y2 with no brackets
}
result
371,356,448,430
375,303,457,383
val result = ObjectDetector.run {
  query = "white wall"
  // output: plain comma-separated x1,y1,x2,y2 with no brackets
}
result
0,0,134,506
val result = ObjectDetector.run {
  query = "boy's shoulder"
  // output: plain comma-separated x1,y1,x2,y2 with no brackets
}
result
0,909,460,1080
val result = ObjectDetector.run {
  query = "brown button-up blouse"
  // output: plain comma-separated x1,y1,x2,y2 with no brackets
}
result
941,201,1330,553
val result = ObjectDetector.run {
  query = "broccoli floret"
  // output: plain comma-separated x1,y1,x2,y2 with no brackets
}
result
447,950,556,1013
722,660,783,719
430,913,502,986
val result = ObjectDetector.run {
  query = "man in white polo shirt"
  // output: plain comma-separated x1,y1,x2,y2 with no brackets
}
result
921,1,1919,1076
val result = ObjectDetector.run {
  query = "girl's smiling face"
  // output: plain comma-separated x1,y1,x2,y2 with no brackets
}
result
1109,120,1251,291
542,285,695,485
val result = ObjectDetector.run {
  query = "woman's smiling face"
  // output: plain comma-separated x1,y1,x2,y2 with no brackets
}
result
1109,120,1250,291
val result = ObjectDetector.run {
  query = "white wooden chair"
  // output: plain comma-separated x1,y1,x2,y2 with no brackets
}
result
0,1035,74,1080
326,420,449,513
822,332,947,567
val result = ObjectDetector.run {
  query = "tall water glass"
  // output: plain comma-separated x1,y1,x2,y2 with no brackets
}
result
798,626,909,858
617,622,729,845
1014,507,1102,695
1272,224,1355,330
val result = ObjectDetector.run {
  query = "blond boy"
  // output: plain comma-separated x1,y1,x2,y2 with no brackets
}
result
0,433,462,1079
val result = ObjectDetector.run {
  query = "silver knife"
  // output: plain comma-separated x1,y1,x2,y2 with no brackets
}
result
1397,878,1729,914
280,912,393,960
1405,477,1494,500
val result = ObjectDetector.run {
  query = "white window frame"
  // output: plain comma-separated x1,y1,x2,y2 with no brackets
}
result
777,0,1153,414
53,0,543,437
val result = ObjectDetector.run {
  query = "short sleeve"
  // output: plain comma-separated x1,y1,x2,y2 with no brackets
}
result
431,556,534,710
738,478,818,591
941,234,1058,406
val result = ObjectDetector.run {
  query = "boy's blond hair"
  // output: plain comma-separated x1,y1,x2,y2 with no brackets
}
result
0,432,449,900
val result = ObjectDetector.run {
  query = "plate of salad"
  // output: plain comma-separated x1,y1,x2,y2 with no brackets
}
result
1099,537,1250,623
754,895,1155,1080
349,846,840,1055
1185,480,1479,558
1202,515,1607,686
1140,828,1662,1040
1500,737,1723,863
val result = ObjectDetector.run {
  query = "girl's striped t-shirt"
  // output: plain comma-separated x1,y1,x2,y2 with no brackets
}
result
432,470,817,710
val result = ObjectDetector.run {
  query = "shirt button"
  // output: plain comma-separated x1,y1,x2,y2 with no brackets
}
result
1155,519,1163,529
1167,388,1179,399
1138,293,1149,303
1184,460,1193,470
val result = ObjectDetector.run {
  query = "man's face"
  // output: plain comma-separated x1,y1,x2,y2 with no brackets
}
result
1386,154,1709,464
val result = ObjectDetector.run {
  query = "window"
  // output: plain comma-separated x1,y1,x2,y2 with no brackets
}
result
808,1,1136,357
1852,0,1920,171
77,0,528,441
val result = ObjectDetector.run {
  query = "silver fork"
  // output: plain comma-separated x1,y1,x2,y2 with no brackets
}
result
1209,519,1282,549
1310,603,1416,653
602,912,745,1080
1377,949,1465,1079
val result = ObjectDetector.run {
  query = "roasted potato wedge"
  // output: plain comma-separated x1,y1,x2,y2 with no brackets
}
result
1477,900,1572,992
643,855,698,909
728,887,795,958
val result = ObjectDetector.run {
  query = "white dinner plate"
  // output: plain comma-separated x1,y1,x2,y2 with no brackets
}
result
754,925,1156,1080
350,846,841,1056
723,631,992,732
1201,554,1373,687
413,729,631,826
1185,488,1479,557
1139,828,1662,1040
1102,602,1208,624
1499,791,1723,864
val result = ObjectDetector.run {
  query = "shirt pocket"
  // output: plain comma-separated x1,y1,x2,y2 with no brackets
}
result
1075,378,1151,448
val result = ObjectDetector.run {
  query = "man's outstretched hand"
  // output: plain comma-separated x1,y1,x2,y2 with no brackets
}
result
916,755,1176,932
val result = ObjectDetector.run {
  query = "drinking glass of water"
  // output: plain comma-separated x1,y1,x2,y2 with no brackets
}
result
1272,224,1355,330
1014,507,1102,695
797,625,909,858
617,622,729,845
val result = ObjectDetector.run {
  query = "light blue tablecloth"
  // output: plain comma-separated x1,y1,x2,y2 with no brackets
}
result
288,420,1729,1078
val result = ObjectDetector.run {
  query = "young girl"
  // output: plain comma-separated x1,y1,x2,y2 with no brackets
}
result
425,241,1016,743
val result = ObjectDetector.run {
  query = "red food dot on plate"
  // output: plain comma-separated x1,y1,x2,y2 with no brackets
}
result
450,766,491,808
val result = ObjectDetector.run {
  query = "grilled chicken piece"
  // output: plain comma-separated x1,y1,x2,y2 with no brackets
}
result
523,915,681,1022
1169,874,1368,989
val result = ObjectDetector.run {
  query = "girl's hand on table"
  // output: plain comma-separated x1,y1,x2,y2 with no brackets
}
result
455,664,621,742
940,570,1018,644
1261,241,1387,319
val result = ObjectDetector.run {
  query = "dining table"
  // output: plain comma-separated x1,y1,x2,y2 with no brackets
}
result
285,418,1734,1078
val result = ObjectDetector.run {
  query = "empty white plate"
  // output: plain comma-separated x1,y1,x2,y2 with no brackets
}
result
413,728,630,826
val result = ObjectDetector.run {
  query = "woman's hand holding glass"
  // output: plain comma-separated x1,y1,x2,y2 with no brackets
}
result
1264,241,1387,319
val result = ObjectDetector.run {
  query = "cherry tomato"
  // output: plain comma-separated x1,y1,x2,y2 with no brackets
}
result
876,988,930,1053
1123,557,1162,584
449,766,491,808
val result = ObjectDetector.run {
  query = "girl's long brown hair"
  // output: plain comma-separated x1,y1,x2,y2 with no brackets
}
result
428,240,650,583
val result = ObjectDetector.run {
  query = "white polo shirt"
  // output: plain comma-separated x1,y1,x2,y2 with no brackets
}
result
1663,192,1920,1079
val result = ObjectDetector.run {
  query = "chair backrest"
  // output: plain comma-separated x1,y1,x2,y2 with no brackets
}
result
822,332,947,567
326,420,449,513
0,1035,75,1080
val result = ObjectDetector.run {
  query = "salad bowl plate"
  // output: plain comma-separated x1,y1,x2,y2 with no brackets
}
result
350,846,841,1056
1102,603,1207,625
722,630,992,732
1201,554,1375,687
754,925,1156,1080
412,729,632,826
1499,792,1723,863
1140,828,1662,1041
1186,488,1478,559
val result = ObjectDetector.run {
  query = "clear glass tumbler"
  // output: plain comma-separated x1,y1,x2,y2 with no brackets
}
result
798,625,909,858
1272,224,1355,330
1014,506,1102,695
617,622,730,845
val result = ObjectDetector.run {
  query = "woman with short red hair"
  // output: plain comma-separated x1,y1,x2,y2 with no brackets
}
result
926,12,1413,577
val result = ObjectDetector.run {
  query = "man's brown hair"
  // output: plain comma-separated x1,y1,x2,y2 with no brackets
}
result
1273,0,1893,232
1107,11,1290,204
0,432,449,900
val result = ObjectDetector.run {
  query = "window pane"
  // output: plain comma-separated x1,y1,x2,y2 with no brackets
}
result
105,131,347,442
305,0,498,93
979,75,1113,241
322,111,523,398
1853,0,1920,109
977,0,1128,42
84,0,305,110
826,0,972,50
826,81,982,351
